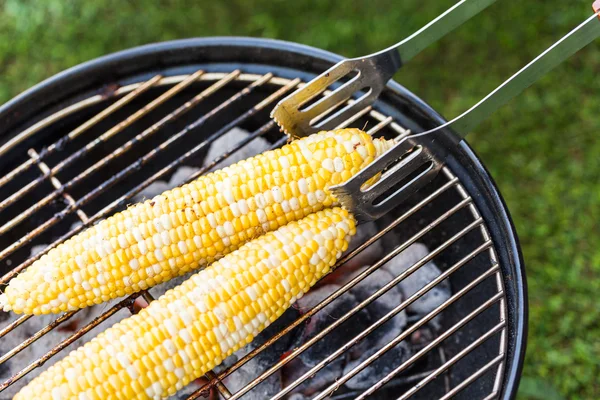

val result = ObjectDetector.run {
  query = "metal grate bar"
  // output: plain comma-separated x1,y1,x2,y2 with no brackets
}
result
0,310,79,367
399,323,505,400
0,76,162,192
185,121,276,183
439,355,504,400
0,315,32,340
205,370,233,399
0,74,295,282
273,237,493,400
267,135,288,151
320,267,503,400
0,149,94,369
0,80,299,392
362,293,505,400
0,72,205,216
0,73,277,269
334,106,373,129
367,115,394,134
0,294,138,392
0,72,510,400
0,70,234,236
481,391,501,400
187,174,461,399
27,149,90,223
52,70,206,174
196,193,472,400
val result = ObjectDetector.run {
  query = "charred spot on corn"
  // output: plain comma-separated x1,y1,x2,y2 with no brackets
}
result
0,129,393,315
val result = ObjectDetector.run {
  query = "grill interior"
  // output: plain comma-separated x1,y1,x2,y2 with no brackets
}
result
0,70,507,399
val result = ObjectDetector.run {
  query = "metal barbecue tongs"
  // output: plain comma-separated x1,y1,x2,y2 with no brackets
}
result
273,1,600,222
272,0,497,137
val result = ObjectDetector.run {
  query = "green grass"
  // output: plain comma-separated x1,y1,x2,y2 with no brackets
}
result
1,0,599,398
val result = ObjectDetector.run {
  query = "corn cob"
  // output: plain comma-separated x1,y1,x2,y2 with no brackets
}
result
14,207,356,400
0,129,392,315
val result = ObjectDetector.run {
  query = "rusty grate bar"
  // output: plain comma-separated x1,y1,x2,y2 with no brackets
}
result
0,146,95,369
0,315,32,340
0,75,300,395
398,322,506,400
0,75,298,281
0,74,283,268
0,310,79,367
0,295,137,392
27,149,90,223
0,71,205,217
205,370,232,399
0,70,233,236
0,70,242,251
0,75,162,192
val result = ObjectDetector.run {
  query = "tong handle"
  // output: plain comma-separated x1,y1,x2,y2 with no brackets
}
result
419,5,600,138
369,0,497,65
332,3,600,222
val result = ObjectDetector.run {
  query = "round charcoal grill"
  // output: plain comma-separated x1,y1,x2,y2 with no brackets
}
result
0,38,526,400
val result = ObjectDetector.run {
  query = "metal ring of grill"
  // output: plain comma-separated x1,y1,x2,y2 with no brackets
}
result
0,38,526,400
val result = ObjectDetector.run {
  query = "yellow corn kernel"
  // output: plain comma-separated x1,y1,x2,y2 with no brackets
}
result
1,129,389,315
14,208,356,399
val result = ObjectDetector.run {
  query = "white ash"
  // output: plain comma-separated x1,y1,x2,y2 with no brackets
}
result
288,393,308,400
291,284,369,369
132,165,200,203
346,268,408,357
202,127,271,172
0,302,129,399
281,241,451,395
209,308,299,400
382,243,451,327
344,341,411,390
133,127,270,203
29,221,83,257
284,357,344,397
0,225,126,397
28,244,47,258
314,222,383,288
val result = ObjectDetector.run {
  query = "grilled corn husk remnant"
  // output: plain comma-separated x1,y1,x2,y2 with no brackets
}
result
14,208,356,400
0,129,392,315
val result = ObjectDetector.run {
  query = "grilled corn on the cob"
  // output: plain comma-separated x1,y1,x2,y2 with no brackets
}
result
14,207,356,400
0,129,392,315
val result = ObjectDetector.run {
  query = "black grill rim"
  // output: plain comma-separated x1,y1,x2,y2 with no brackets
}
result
0,36,527,399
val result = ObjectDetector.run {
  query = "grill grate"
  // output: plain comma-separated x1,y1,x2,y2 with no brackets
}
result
0,71,507,399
